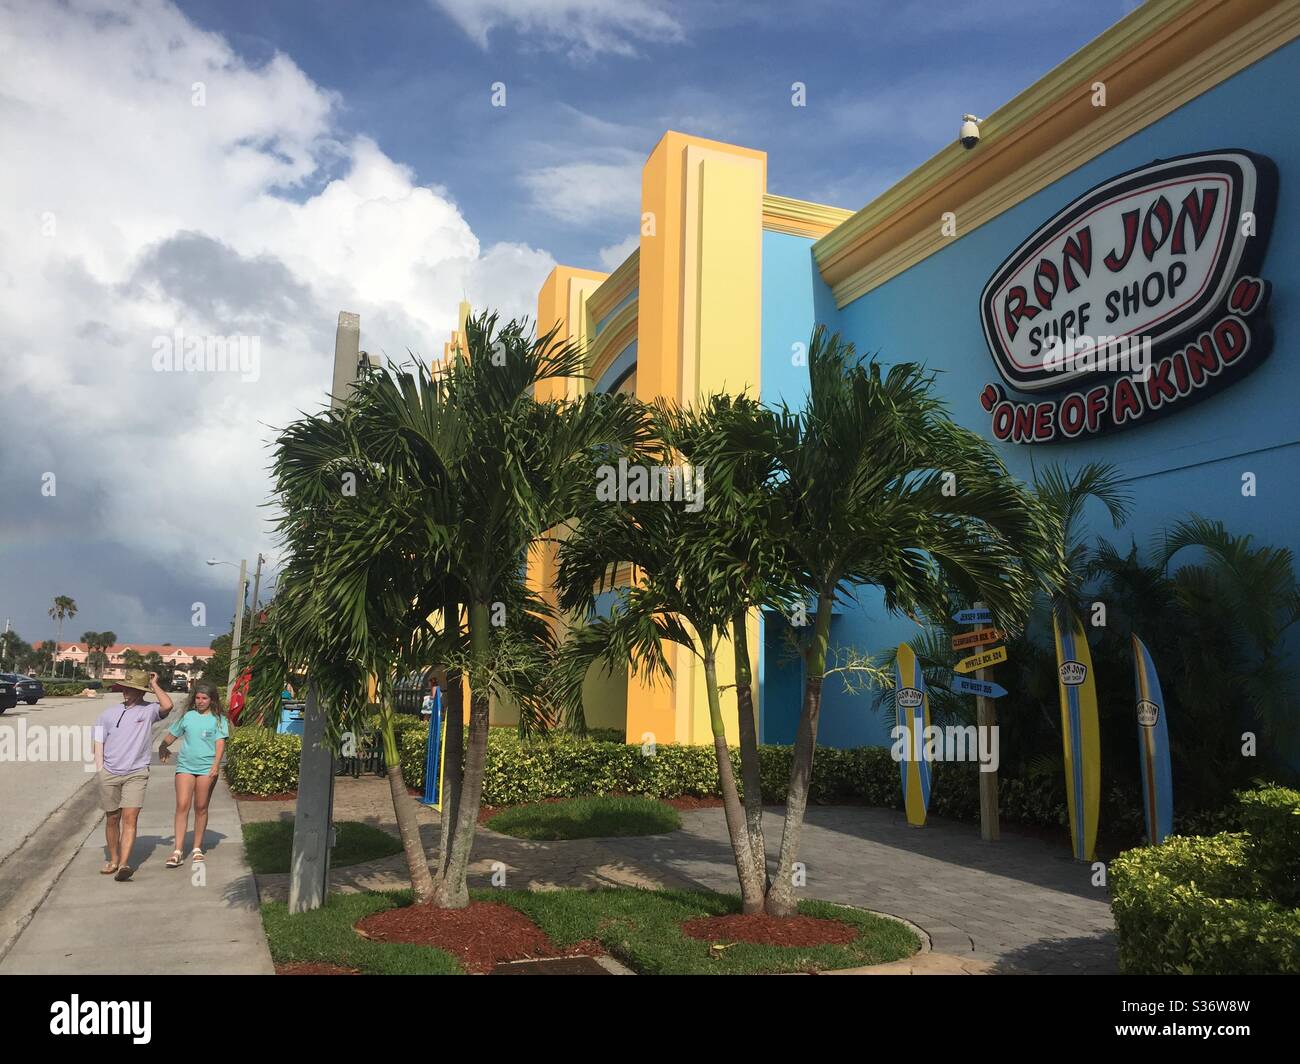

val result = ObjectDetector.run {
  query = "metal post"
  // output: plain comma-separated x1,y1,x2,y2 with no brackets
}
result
226,558,248,692
289,310,360,912
974,600,1000,841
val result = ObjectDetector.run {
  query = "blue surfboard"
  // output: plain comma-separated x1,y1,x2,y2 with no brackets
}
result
1131,634,1173,845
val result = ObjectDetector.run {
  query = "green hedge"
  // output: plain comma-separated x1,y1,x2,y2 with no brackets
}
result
225,728,303,795
1109,785,1300,974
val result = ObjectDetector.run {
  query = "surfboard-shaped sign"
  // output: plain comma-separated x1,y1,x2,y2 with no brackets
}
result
1053,609,1100,861
952,676,1007,699
954,645,1007,674
893,644,932,827
1131,634,1173,845
951,628,1006,651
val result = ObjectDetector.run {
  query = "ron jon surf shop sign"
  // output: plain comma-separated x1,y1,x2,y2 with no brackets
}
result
978,149,1276,442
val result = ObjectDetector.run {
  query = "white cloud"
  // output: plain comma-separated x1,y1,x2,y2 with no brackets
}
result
520,150,643,225
0,0,555,632
431,0,682,58
598,234,639,270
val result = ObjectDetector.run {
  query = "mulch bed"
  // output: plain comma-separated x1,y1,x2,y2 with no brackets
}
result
660,796,725,812
276,962,359,975
354,900,601,974
680,913,859,947
232,791,298,802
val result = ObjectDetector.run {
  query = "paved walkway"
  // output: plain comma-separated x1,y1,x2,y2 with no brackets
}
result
244,778,1117,974
1,754,273,974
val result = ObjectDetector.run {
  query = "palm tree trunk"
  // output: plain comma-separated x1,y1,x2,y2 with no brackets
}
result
376,700,435,902
765,590,833,917
432,601,489,909
703,648,764,914
731,611,768,895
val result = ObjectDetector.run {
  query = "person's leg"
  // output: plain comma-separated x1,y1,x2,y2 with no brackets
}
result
116,807,141,870
192,774,216,853
173,773,195,854
103,809,121,873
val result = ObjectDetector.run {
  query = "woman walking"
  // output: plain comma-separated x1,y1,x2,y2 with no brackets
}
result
158,680,229,867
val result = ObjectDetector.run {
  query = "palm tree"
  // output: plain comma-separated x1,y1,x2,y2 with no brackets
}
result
554,398,797,912
252,309,647,909
49,595,77,676
749,327,1046,916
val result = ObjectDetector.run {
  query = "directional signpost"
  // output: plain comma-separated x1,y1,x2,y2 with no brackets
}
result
954,645,1007,673
951,675,1007,698
951,628,1006,651
953,602,1003,842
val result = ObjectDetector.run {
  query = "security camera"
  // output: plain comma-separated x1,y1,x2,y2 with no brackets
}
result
960,114,982,150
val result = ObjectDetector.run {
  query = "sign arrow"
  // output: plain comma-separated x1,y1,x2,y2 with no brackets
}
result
952,608,993,625
952,675,1007,698
951,628,1006,651
954,645,1007,674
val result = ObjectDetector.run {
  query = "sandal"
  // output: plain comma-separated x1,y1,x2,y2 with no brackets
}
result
165,850,184,869
189,849,205,864
100,862,119,875
114,865,134,882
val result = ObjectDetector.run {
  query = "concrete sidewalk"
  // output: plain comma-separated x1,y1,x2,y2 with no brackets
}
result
0,753,274,974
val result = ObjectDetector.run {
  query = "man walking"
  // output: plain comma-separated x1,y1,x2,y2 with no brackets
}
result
92,670,173,881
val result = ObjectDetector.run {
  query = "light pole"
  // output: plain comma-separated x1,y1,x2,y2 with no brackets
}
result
248,553,267,636
207,558,248,691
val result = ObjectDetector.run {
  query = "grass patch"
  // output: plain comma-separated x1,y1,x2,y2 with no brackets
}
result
486,796,680,840
243,820,403,875
491,887,920,974
260,891,461,975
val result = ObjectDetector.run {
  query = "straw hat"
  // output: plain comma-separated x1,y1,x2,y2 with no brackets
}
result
109,669,151,694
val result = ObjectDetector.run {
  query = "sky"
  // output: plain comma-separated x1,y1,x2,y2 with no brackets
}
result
0,0,1138,649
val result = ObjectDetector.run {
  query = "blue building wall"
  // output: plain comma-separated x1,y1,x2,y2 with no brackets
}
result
759,42,1300,749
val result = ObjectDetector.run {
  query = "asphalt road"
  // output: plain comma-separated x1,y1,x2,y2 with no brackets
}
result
0,692,172,863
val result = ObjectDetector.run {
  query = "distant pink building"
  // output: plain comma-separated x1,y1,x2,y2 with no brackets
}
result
55,642,215,680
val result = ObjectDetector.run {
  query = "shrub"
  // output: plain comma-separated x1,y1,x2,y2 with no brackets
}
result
1109,785,1300,974
225,726,302,795
1236,783,1300,904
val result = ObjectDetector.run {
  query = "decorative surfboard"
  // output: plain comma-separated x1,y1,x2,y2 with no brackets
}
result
1131,634,1173,845
894,643,932,827
1052,608,1100,861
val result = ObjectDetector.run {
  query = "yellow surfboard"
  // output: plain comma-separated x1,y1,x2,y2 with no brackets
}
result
894,643,932,827
1053,608,1101,861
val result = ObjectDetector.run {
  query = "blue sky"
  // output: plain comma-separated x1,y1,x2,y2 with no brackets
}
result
1,0,1138,648
175,0,1138,269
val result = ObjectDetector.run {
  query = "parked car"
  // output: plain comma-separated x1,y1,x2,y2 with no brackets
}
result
170,675,189,693
0,673,43,704
394,670,435,716
0,679,16,713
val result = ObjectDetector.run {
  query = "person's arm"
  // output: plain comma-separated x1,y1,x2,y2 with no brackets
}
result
208,737,226,778
159,717,183,763
94,738,104,772
149,672,173,715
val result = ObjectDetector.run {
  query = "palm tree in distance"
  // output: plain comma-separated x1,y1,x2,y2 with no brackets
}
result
49,595,77,677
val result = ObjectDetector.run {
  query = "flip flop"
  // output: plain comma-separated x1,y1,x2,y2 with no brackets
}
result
100,863,119,875
165,850,184,869
114,865,134,882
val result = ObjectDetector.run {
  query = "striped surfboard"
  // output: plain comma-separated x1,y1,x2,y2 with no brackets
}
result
1131,634,1173,845
1052,609,1100,861
894,643,932,827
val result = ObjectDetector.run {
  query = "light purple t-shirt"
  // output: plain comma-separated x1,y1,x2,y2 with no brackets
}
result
93,699,169,776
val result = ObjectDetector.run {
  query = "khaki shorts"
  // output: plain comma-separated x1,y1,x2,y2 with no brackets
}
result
99,769,150,812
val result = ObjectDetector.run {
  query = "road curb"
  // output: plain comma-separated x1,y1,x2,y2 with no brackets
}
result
0,773,104,963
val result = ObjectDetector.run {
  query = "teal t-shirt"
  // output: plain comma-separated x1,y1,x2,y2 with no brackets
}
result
168,710,230,774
